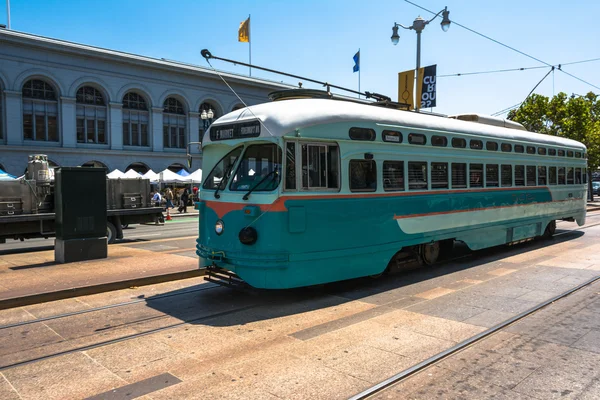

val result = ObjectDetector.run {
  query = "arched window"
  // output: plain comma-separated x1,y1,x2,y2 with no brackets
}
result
81,160,108,172
122,92,149,147
199,101,218,140
126,162,149,174
22,79,58,142
163,97,186,149
76,86,107,144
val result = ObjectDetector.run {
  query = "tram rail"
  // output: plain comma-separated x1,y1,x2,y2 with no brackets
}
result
0,283,221,331
348,274,600,400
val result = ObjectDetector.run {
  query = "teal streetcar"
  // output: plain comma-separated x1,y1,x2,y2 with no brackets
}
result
196,93,587,289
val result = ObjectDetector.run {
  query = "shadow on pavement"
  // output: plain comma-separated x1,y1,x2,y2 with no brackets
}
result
145,229,585,328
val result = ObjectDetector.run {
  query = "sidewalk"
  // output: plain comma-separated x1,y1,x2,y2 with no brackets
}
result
0,242,203,310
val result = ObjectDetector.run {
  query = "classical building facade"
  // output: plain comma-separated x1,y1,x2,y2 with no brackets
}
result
0,29,292,175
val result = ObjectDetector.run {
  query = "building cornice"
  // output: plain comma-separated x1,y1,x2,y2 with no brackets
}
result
0,29,295,92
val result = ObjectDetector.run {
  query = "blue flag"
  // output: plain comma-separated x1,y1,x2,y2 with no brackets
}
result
353,50,360,73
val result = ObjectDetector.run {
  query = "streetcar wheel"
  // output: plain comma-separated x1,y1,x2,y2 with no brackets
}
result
543,220,556,238
107,221,117,244
420,242,440,265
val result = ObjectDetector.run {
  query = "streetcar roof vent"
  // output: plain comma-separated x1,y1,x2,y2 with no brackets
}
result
448,113,527,131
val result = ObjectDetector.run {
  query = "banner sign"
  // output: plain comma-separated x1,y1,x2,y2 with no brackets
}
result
419,64,437,108
210,120,261,141
398,69,416,110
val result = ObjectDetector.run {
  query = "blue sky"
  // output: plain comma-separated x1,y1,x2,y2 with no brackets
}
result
4,0,599,117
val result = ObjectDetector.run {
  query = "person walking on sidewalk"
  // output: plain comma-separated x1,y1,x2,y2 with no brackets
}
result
165,187,175,210
179,187,190,213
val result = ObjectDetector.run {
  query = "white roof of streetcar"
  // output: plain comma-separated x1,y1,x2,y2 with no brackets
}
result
205,98,586,151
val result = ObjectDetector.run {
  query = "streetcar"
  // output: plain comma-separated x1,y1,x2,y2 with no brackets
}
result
195,91,587,289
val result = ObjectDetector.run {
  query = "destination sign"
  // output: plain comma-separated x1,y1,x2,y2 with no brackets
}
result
210,120,261,141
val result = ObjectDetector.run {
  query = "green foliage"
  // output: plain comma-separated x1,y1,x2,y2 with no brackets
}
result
508,91,600,170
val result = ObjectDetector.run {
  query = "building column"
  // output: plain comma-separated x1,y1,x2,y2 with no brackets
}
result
60,96,77,148
109,102,123,150
4,90,22,146
151,107,163,152
188,111,200,155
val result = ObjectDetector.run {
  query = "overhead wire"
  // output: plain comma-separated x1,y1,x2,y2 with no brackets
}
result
402,0,600,91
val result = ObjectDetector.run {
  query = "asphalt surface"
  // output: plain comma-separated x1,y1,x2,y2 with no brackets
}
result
0,217,199,254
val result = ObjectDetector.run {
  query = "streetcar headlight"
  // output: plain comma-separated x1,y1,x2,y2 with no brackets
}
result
215,220,224,235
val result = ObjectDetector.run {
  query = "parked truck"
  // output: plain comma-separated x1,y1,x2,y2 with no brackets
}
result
0,154,164,244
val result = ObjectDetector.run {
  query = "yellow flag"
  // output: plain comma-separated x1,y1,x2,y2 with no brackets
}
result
238,17,250,43
398,69,415,110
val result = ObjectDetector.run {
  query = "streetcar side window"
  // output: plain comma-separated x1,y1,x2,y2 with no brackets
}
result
501,143,512,152
583,168,587,183
408,162,428,190
301,143,339,190
527,146,536,155
349,127,376,141
575,152,582,158
470,139,483,150
549,149,556,156
558,167,566,184
515,145,524,153
538,166,547,186
431,162,448,189
383,161,405,191
567,167,574,184
285,142,296,190
486,164,499,187
515,165,525,186
451,163,467,188
431,135,447,147
349,160,376,192
558,150,565,157
452,138,466,148
382,130,402,143
526,166,536,186
408,133,427,145
486,141,498,151
501,165,512,187
567,150,574,158
538,147,547,155
470,164,483,188
549,167,557,185
575,168,582,184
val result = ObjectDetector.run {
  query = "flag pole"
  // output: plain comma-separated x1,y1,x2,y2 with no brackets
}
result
248,14,251,77
6,0,10,29
358,48,360,99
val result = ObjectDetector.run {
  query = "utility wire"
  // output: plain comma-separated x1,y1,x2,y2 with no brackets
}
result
491,67,554,116
439,57,600,78
438,65,547,78
491,102,522,117
403,0,600,91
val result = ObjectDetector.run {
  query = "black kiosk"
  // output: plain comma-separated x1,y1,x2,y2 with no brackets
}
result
55,167,107,263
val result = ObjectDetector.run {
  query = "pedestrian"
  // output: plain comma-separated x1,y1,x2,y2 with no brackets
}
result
165,187,174,210
151,191,162,207
179,187,190,213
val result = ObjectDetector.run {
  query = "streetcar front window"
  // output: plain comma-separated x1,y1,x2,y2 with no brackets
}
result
202,146,243,190
230,144,282,191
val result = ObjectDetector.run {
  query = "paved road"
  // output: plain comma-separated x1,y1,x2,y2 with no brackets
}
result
0,217,199,254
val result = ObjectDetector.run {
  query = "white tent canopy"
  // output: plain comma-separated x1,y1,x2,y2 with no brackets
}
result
107,169,125,179
188,169,202,183
142,169,159,183
123,169,142,178
158,168,187,183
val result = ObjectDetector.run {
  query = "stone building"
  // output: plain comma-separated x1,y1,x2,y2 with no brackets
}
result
0,28,292,175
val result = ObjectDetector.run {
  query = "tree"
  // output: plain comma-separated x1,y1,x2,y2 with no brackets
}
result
508,91,600,199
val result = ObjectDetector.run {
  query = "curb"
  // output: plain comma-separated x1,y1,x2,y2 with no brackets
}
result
0,269,206,311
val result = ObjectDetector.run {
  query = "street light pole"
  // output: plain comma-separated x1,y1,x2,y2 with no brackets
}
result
391,6,450,112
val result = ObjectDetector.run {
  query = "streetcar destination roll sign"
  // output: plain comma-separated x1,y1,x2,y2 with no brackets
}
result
210,120,261,141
